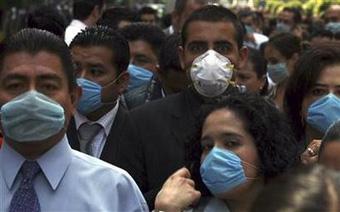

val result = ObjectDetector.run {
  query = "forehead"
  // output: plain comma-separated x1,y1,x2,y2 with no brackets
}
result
317,64,340,85
1,51,65,78
279,11,294,20
185,21,237,45
71,45,113,63
129,40,156,56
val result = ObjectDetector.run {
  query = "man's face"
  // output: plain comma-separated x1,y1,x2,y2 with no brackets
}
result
129,40,159,73
179,21,247,79
141,14,157,25
324,6,340,23
71,45,127,103
0,51,79,138
278,10,295,28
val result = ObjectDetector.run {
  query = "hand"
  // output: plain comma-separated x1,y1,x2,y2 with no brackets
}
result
301,139,322,165
154,167,201,212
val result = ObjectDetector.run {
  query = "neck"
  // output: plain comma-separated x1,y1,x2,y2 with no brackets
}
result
86,102,116,121
82,17,96,27
226,182,263,212
6,132,64,160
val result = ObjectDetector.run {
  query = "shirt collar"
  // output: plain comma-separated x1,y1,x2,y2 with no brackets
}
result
0,135,72,191
70,19,87,29
74,100,120,136
0,142,25,189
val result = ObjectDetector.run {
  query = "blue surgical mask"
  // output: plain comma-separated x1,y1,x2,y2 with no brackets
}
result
200,147,256,195
267,63,289,84
276,22,291,33
127,64,153,91
77,78,103,115
325,22,340,34
0,91,65,142
307,93,340,133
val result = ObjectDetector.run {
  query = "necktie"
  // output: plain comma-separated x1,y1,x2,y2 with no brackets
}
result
78,123,102,155
9,161,41,212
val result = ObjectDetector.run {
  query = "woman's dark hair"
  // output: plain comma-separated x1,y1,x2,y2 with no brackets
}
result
284,42,340,142
319,120,340,157
247,48,268,95
267,32,301,59
188,93,300,192
251,165,339,212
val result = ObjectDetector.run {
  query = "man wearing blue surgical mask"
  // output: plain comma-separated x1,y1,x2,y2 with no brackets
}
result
275,7,302,37
119,23,167,109
67,27,142,182
324,4,340,34
124,5,248,209
0,28,147,211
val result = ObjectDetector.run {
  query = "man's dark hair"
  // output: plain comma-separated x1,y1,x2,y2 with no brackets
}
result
119,23,165,59
139,6,157,17
282,7,302,24
159,34,182,76
26,5,67,38
181,5,245,48
73,0,104,21
0,28,76,90
247,48,268,96
70,26,130,75
98,7,135,30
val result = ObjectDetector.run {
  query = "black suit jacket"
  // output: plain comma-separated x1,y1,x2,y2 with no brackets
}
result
67,104,143,185
128,88,206,209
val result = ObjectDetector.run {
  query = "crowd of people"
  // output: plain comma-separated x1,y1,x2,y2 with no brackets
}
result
0,0,340,211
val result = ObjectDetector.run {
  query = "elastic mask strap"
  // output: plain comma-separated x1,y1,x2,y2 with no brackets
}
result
102,72,125,89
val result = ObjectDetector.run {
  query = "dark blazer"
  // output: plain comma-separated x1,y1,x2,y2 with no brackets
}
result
128,88,205,209
67,104,143,185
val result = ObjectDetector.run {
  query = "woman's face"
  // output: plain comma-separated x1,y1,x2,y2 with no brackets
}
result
200,108,260,200
301,64,340,121
235,60,266,94
264,44,296,74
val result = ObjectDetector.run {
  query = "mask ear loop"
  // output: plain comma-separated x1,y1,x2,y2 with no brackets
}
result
101,72,125,105
241,160,260,180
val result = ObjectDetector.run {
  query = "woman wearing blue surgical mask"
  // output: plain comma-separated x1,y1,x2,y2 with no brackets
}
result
264,33,301,109
155,93,300,212
284,42,340,164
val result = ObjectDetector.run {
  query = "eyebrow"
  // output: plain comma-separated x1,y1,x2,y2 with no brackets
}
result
314,83,340,88
37,73,63,84
1,73,27,81
214,40,233,46
201,132,243,143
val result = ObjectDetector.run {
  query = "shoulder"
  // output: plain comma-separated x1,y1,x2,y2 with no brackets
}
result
71,150,133,181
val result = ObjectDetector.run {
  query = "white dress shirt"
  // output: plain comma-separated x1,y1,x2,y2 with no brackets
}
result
74,101,119,158
64,19,87,45
0,136,148,211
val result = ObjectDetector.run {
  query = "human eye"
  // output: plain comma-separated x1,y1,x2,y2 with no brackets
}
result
222,137,241,149
187,42,208,55
201,138,214,154
311,87,328,97
89,66,104,77
214,43,232,55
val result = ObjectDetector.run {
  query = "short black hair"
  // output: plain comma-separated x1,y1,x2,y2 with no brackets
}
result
267,32,301,59
139,6,157,17
0,28,76,90
181,5,245,48
189,93,300,186
69,26,130,75
159,34,182,76
119,23,165,59
284,42,340,142
98,7,136,30
26,5,67,38
282,7,302,24
73,0,104,21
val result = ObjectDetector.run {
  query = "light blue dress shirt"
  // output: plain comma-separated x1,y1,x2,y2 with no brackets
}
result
0,136,148,212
